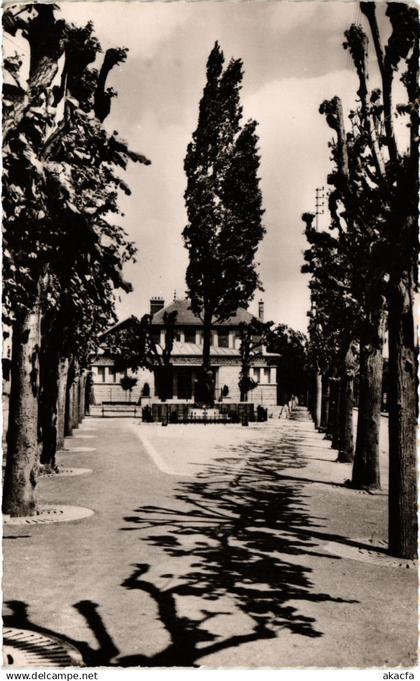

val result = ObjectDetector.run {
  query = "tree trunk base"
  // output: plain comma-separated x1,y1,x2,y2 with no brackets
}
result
38,462,60,475
3,301,43,517
336,450,354,464
344,479,381,492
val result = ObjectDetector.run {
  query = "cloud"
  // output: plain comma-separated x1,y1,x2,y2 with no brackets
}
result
49,2,398,333
240,69,360,329
60,1,197,58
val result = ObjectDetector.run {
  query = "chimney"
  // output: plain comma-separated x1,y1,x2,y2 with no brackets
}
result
150,297,165,316
258,299,264,322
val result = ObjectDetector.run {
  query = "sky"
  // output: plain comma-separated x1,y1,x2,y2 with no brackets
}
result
5,1,397,332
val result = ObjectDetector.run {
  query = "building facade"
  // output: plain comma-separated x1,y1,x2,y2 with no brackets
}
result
91,298,279,406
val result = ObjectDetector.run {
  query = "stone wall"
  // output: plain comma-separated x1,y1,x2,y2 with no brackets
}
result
248,383,277,407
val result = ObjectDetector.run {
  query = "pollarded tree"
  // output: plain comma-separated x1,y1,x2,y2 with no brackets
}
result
364,2,418,560
36,20,143,470
38,232,135,470
319,3,418,558
2,7,149,513
183,43,265,404
302,213,360,463
318,95,386,489
3,5,70,515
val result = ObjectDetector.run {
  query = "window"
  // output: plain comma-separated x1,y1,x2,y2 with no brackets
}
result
218,329,229,348
253,367,261,383
185,328,196,344
263,368,271,383
175,332,182,342
108,366,117,383
97,367,105,382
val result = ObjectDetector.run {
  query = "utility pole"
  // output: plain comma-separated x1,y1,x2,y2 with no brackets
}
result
315,186,325,231
312,186,326,428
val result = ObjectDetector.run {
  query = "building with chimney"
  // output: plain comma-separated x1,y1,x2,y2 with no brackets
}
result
91,297,278,406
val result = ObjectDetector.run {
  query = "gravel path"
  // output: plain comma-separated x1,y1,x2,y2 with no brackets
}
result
3,409,417,668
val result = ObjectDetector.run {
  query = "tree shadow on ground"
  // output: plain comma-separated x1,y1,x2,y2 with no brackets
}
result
3,412,363,668
118,424,359,667
3,599,119,667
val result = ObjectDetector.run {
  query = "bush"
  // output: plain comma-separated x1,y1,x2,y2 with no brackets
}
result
120,375,138,394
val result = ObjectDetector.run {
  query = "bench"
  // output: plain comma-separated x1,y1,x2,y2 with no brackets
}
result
101,401,138,417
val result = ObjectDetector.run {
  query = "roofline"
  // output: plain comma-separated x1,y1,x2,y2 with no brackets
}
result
99,315,138,340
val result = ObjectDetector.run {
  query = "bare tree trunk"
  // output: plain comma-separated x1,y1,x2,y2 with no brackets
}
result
39,341,60,471
70,360,80,430
72,375,79,430
331,378,341,451
156,365,172,402
325,378,336,440
56,357,69,449
3,304,42,516
337,343,356,463
314,370,322,429
337,373,354,462
308,371,317,423
351,322,384,490
198,312,214,405
78,371,85,423
65,359,75,437
388,274,417,559
240,362,250,402
202,310,212,372
320,374,329,431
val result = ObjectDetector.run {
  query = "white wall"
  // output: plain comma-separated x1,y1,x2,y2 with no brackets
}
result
92,361,278,406
249,384,277,406
218,366,241,402
91,366,154,404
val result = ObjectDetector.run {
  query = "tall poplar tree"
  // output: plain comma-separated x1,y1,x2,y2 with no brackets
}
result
183,43,265,404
